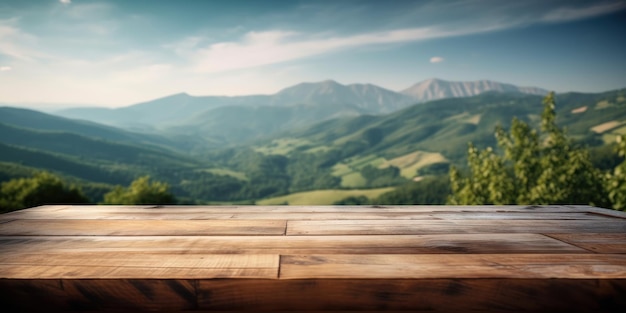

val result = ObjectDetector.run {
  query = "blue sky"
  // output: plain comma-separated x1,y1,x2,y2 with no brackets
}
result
0,0,625,107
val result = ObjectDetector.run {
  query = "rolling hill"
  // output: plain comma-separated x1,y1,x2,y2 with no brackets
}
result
257,88,626,177
0,107,184,151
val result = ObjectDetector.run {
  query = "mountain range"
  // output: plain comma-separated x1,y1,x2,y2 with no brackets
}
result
54,78,548,147
401,78,548,101
2,77,623,204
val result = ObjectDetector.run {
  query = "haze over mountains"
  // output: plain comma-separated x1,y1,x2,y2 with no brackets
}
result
54,78,548,142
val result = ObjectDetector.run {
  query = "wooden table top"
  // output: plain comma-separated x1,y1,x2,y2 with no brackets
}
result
0,205,625,312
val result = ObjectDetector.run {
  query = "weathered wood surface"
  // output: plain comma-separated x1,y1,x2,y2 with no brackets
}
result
0,204,625,312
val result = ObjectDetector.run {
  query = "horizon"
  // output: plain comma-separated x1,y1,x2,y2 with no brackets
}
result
4,77,624,112
1,0,625,108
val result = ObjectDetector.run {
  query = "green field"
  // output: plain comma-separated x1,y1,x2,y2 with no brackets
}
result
340,172,367,187
254,138,312,155
379,150,448,178
332,154,387,187
256,187,395,205
202,168,248,181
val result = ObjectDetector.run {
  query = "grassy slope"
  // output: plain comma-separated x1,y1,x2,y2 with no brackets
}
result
281,89,626,163
256,187,395,205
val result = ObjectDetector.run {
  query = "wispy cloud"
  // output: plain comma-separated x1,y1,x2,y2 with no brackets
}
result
0,66,11,71
541,1,626,23
59,0,72,5
187,25,494,73
430,56,444,63
183,1,626,74
0,20,48,61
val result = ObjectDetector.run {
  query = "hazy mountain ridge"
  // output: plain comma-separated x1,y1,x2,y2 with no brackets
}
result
51,78,551,147
401,78,549,102
0,107,185,150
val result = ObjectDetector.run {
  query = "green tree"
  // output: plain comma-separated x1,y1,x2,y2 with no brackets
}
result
606,135,626,210
103,176,177,205
449,92,609,207
0,172,89,213
334,195,371,205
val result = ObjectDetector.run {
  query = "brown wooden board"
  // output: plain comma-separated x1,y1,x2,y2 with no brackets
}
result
0,253,279,279
0,233,585,255
279,254,626,279
0,211,610,220
545,233,626,253
0,219,287,236
0,204,592,215
0,205,625,312
287,219,626,235
2,278,624,312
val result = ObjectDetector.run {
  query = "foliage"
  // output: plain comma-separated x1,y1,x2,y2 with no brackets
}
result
417,162,450,176
606,135,626,210
449,92,610,207
0,172,89,213
103,176,177,205
359,165,407,187
333,195,371,205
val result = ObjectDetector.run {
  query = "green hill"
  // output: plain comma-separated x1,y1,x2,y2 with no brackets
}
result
0,107,186,151
271,89,626,163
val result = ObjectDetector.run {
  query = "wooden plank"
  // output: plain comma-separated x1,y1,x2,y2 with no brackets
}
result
5,204,587,214
1,278,624,312
563,205,626,219
0,279,200,311
546,233,626,253
195,279,626,311
433,212,611,220
0,211,610,220
0,253,278,279
287,219,626,235
0,265,277,279
0,212,440,220
0,219,287,236
0,234,585,255
279,254,626,279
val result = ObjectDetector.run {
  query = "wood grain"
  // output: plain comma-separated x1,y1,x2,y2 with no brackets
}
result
546,233,626,253
287,219,626,235
279,254,626,279
0,211,609,220
195,279,626,312
0,204,625,312
2,278,624,312
0,253,278,279
0,233,585,255
0,219,287,236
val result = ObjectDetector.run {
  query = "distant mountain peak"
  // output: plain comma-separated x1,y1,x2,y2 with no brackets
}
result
401,78,548,101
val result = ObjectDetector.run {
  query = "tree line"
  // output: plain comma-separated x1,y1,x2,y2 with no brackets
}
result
448,92,625,210
0,174,176,213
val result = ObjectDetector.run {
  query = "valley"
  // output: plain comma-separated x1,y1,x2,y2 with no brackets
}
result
1,79,625,205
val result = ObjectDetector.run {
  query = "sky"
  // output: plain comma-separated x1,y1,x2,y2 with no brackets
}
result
0,0,625,108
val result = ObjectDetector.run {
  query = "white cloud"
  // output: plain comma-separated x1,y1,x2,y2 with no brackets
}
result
59,0,72,5
186,26,490,73
541,2,626,23
0,66,11,71
430,56,444,63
